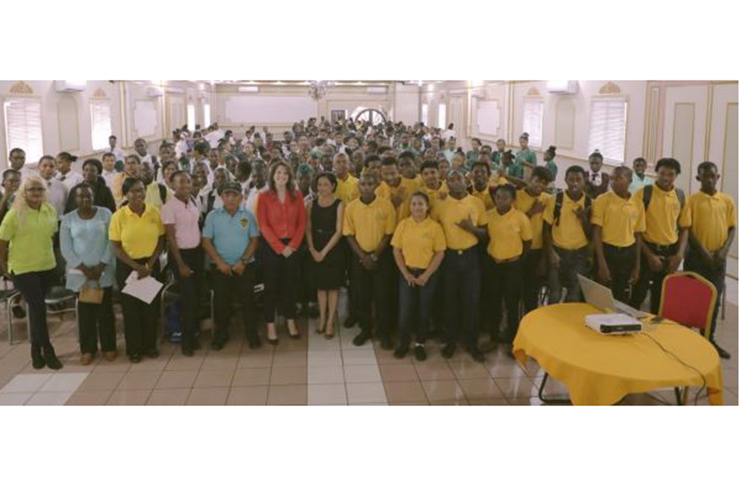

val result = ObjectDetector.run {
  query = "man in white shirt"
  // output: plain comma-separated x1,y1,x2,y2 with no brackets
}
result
37,155,69,218
101,152,119,188
442,123,456,140
8,148,32,181
54,152,84,191
108,135,125,163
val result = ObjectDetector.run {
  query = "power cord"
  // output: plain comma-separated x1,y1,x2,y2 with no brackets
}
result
640,331,708,405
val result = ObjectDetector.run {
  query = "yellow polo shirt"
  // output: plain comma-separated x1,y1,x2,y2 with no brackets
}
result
543,192,589,250
0,203,57,275
342,196,396,252
391,217,447,270
144,182,170,210
515,189,551,250
631,184,682,245
486,208,533,260
431,194,486,251
591,192,646,247
679,191,737,252
109,204,166,259
488,174,509,187
418,181,449,210
376,177,419,222
470,185,494,211
334,174,359,205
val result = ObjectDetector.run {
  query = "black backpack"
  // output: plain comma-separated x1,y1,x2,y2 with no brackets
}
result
553,190,592,227
641,184,685,212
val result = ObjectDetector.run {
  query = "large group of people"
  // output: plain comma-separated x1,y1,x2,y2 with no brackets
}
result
0,115,735,370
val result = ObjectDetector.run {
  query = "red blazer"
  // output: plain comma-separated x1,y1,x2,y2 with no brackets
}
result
257,189,307,254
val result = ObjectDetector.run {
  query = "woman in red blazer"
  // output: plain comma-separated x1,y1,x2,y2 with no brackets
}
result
257,161,307,344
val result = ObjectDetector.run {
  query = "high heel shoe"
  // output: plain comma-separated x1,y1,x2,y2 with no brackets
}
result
267,324,279,345
287,321,301,340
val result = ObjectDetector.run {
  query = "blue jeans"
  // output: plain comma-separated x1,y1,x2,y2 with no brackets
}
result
398,268,440,345
443,247,480,348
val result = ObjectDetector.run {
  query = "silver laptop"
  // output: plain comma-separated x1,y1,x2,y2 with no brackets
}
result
577,275,649,319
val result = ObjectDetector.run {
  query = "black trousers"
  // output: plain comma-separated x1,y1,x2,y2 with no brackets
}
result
78,287,116,354
486,257,523,343
443,247,480,348
602,243,637,305
629,241,679,314
177,247,204,350
11,269,57,347
398,268,440,345
521,249,544,314
351,250,393,336
211,262,257,341
262,238,300,322
684,247,725,340
547,246,589,304
116,257,161,356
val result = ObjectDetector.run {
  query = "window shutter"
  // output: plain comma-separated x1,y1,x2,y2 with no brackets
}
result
4,98,44,163
588,98,627,163
522,100,543,148
90,100,112,151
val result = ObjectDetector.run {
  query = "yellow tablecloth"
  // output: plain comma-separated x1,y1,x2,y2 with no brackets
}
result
512,303,724,405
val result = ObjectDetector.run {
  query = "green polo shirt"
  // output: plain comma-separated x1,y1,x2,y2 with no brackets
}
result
0,203,58,275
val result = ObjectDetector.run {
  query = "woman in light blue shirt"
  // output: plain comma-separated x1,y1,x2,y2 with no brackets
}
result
61,183,117,365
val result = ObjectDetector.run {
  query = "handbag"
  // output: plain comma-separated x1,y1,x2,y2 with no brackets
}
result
79,283,104,304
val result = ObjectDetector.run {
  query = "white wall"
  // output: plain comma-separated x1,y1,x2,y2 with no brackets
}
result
393,83,420,125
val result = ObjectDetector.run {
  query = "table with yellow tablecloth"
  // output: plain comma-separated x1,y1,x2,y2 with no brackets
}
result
512,303,724,405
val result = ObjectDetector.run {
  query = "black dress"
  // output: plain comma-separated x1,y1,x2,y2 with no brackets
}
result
310,198,344,290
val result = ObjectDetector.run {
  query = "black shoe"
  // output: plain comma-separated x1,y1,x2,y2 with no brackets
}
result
181,347,194,357
211,339,225,351
353,331,371,347
343,316,358,329
466,346,485,363
442,343,456,359
393,345,408,359
145,349,159,359
413,345,427,362
12,304,26,319
129,354,141,364
31,345,46,369
380,335,393,351
248,335,262,349
43,345,63,370
711,340,732,360
192,338,202,351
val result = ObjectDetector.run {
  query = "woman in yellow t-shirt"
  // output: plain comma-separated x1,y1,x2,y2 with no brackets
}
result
0,175,62,369
109,178,166,363
391,192,446,361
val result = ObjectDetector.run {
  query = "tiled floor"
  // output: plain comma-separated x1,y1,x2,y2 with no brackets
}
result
0,289,737,406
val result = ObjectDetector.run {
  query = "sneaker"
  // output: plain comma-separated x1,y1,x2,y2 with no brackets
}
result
441,343,456,359
413,345,427,362
352,331,372,347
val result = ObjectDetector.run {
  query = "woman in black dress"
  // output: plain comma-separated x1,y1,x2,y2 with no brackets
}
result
305,172,345,338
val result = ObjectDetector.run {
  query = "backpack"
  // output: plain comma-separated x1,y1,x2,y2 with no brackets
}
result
553,190,592,227
641,184,685,212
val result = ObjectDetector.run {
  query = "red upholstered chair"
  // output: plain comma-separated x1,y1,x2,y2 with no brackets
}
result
658,271,718,405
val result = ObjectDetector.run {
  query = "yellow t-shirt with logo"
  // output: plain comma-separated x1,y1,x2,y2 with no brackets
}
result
591,192,646,247
391,217,447,270
486,208,533,260
342,196,396,252
543,191,589,250
679,191,737,252
375,177,419,223
515,189,551,250
430,194,486,250
334,174,359,205
631,184,683,246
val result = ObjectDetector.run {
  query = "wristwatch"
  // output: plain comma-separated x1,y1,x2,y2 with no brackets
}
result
240,257,250,265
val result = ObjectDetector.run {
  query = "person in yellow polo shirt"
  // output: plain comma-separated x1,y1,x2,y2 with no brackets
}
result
515,166,553,313
469,161,495,210
0,175,63,370
109,178,166,363
680,161,736,359
332,152,359,205
343,172,396,349
543,165,592,304
391,192,446,361
376,156,418,223
398,151,421,188
431,170,487,362
418,160,449,210
592,166,646,304
629,158,688,314
485,184,532,345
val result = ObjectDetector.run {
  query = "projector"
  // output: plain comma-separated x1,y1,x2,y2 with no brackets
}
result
585,314,643,335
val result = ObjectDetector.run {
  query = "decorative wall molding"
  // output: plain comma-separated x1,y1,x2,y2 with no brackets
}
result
92,88,108,99
9,81,33,94
525,87,541,97
599,81,621,95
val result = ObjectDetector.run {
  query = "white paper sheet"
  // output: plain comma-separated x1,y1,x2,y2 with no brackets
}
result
121,272,163,304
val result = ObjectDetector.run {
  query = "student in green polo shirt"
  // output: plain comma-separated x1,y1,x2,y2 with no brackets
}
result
0,174,63,370
515,133,538,171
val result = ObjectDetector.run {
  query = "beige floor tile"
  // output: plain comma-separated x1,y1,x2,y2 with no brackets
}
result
458,378,505,400
430,397,469,405
165,355,205,371
77,372,126,392
468,398,510,405
227,386,269,405
267,384,307,405
106,389,151,405
193,369,235,389
495,377,539,399
237,353,273,368
93,359,132,373
379,364,419,382
272,351,307,368
65,390,113,406
155,370,198,389
414,362,455,381
384,381,428,403
374,347,413,364
26,392,73,405
341,349,378,365
307,384,348,405
146,388,191,406
38,372,89,393
187,387,230,405
485,359,528,379
307,366,345,384
131,356,171,372
270,366,308,385
421,380,466,402
346,382,387,404
0,373,54,393
343,364,382,383
0,393,33,405
389,401,429,406
232,368,271,387
307,351,343,367
201,355,239,370
118,371,162,390
449,362,491,380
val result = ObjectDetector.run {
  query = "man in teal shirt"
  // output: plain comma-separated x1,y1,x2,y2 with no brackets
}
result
628,157,653,194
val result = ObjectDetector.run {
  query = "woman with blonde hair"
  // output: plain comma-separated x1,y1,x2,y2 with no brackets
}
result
0,175,63,369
